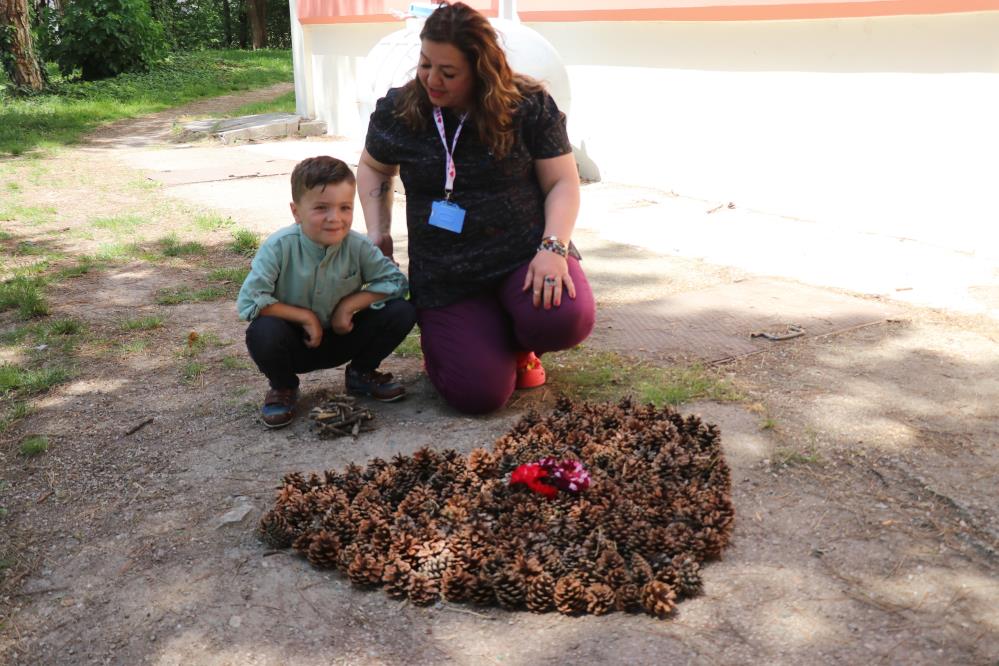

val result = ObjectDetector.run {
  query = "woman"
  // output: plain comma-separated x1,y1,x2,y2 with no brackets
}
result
357,1,595,414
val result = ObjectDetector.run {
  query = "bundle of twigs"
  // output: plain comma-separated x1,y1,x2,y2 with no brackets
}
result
309,391,374,438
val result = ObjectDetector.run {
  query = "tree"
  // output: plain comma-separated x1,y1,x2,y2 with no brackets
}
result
0,0,46,90
246,0,266,49
57,0,165,80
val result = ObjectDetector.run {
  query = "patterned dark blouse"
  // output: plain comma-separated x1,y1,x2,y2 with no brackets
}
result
364,86,573,309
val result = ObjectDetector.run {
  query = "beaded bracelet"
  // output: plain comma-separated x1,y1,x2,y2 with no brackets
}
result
538,235,568,258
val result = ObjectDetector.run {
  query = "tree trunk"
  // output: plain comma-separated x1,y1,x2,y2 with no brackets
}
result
246,0,266,50
237,0,249,49
220,0,232,48
0,0,46,91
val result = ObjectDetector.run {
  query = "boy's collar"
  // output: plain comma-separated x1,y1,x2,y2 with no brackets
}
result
298,226,344,256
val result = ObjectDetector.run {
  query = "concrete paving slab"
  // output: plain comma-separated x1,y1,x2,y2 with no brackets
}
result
591,277,901,363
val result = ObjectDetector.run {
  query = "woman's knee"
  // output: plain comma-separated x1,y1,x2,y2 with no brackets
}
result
424,349,515,414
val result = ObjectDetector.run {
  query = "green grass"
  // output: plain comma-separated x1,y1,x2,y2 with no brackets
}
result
221,355,251,370
45,318,83,336
183,331,222,356
0,363,70,395
159,234,205,257
91,214,145,233
18,435,48,457
118,339,148,354
1,49,294,156
227,90,297,117
56,256,100,278
208,266,249,283
394,329,423,359
182,361,205,382
193,213,235,232
0,231,13,241
230,228,260,256
156,285,226,305
0,276,49,319
0,401,32,433
760,417,777,430
0,203,57,225
5,181,21,192
549,349,742,406
120,315,163,331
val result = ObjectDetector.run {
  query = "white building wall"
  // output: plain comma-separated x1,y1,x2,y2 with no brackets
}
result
291,10,999,256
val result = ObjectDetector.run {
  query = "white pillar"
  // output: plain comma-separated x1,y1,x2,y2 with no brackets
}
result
498,0,518,22
288,0,312,117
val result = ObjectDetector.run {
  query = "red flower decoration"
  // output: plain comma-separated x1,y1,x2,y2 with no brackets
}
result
509,463,558,499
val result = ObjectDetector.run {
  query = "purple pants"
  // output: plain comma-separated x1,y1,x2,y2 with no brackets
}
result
417,257,595,414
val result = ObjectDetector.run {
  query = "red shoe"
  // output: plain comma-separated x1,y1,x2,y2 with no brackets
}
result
516,351,546,389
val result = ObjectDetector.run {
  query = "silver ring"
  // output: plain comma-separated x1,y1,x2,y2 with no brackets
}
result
544,276,557,286
533,289,541,295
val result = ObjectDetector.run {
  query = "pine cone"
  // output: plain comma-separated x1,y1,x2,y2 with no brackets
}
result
306,531,341,569
257,510,294,549
382,558,412,600
347,549,384,587
615,583,642,613
466,448,499,478
441,567,476,602
491,567,527,610
468,575,496,606
640,581,677,619
408,572,440,606
292,531,316,554
526,572,555,613
667,554,703,599
630,553,654,586
554,575,587,615
585,583,616,616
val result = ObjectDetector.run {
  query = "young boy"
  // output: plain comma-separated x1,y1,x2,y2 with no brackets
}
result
237,156,415,428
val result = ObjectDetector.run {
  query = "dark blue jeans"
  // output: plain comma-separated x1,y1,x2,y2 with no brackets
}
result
245,299,416,390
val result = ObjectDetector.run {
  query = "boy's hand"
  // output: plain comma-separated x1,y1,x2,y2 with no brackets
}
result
302,312,323,348
330,306,354,335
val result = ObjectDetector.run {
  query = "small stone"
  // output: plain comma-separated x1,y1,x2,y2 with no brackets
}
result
214,505,254,529
229,615,242,628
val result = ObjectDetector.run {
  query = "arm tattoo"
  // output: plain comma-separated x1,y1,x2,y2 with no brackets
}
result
368,181,391,199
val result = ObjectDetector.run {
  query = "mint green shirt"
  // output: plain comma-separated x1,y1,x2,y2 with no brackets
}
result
237,225,408,327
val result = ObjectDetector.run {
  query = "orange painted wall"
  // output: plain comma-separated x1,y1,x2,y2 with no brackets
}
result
297,0,999,22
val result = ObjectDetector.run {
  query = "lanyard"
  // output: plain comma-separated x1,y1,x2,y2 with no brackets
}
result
432,106,468,200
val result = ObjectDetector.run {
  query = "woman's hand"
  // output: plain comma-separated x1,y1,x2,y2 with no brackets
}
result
523,249,576,310
368,232,395,263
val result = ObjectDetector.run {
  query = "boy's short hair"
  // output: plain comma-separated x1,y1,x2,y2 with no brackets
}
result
290,156,356,203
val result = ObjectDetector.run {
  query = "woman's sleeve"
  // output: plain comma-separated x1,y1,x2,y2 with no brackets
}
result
523,91,573,160
364,89,404,165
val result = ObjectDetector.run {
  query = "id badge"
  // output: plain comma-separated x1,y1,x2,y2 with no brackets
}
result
429,200,466,234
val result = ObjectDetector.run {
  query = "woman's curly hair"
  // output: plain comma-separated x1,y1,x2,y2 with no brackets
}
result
394,1,543,160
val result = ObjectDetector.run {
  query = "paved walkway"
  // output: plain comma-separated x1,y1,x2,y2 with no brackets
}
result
100,130,999,362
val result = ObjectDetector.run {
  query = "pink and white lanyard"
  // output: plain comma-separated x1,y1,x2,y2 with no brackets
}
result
433,106,468,201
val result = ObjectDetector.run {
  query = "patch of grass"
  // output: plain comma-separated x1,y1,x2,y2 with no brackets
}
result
227,90,297,117
394,329,423,359
1,49,293,156
637,364,742,406
0,362,71,395
550,349,741,406
91,214,145,233
208,266,249,283
14,241,51,256
193,213,235,232
155,285,227,305
0,276,49,319
94,242,140,262
5,181,21,193
0,231,13,241
159,234,205,257
19,435,48,457
118,339,148,354
760,417,777,430
771,447,823,467
182,361,205,383
120,315,163,331
183,331,222,356
0,203,57,225
230,228,260,256
221,355,251,370
44,318,83,336
0,401,33,433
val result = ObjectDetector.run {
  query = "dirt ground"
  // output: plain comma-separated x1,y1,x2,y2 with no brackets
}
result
1,86,997,665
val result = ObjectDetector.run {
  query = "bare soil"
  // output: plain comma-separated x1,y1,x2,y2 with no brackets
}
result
1,87,996,665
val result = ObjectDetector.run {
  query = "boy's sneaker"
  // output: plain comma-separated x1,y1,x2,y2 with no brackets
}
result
345,364,406,402
516,351,546,389
261,387,298,429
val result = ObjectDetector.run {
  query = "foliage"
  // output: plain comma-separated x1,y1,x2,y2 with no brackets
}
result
56,0,167,80
1,49,293,155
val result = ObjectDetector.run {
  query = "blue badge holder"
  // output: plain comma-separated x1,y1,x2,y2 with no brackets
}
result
429,200,466,233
